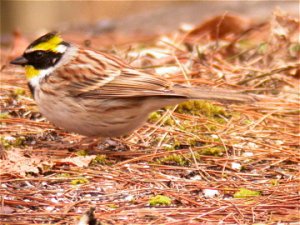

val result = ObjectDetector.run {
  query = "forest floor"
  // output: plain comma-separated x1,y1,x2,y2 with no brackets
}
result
1,9,299,225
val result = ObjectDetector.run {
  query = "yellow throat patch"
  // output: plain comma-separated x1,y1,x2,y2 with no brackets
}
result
25,65,40,79
32,35,63,52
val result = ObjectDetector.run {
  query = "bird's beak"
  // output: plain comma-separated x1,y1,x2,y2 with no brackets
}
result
10,56,28,66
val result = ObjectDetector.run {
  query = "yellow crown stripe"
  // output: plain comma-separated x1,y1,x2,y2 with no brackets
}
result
32,35,63,52
25,65,40,79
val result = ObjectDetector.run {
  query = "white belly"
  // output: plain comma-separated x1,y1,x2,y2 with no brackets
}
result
34,89,148,137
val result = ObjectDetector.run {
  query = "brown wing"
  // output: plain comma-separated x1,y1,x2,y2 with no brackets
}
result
58,48,186,99
76,68,186,99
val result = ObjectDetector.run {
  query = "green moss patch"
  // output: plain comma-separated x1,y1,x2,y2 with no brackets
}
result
156,154,189,166
176,100,227,118
91,154,108,165
70,177,89,185
149,195,171,206
234,188,261,198
197,146,225,156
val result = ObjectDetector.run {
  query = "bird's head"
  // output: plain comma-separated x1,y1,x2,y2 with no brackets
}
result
10,32,70,80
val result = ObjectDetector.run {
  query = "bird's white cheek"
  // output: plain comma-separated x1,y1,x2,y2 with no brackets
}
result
28,67,54,88
56,45,68,53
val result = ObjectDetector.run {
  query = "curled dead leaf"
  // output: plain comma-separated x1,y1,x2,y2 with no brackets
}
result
58,155,96,168
184,13,253,43
0,149,52,176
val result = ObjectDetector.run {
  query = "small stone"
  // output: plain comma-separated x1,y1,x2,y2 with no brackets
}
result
210,134,219,139
247,142,258,149
45,206,54,211
50,198,58,203
190,175,202,181
203,189,220,198
242,152,254,157
124,195,134,201
231,162,242,170
4,136,16,142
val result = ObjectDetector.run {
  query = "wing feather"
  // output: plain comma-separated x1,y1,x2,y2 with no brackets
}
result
73,68,183,98
57,48,185,99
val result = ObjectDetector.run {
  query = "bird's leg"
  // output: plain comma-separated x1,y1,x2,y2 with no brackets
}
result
96,138,130,152
67,137,130,155
66,136,98,153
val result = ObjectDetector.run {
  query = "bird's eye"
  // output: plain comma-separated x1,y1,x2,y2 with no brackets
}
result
35,51,45,58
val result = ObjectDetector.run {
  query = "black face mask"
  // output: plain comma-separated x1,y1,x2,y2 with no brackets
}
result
28,50,63,69
10,50,63,69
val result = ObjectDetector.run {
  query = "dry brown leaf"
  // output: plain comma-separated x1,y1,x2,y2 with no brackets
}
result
271,8,300,42
184,13,253,43
58,155,96,168
0,205,15,214
0,149,52,176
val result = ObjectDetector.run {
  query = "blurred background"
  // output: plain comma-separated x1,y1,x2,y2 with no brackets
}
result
1,1,298,36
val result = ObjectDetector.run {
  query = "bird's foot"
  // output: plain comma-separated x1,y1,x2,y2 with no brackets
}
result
67,137,129,155
96,138,130,152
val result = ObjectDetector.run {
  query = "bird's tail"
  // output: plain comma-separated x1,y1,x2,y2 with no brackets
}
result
173,84,255,103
